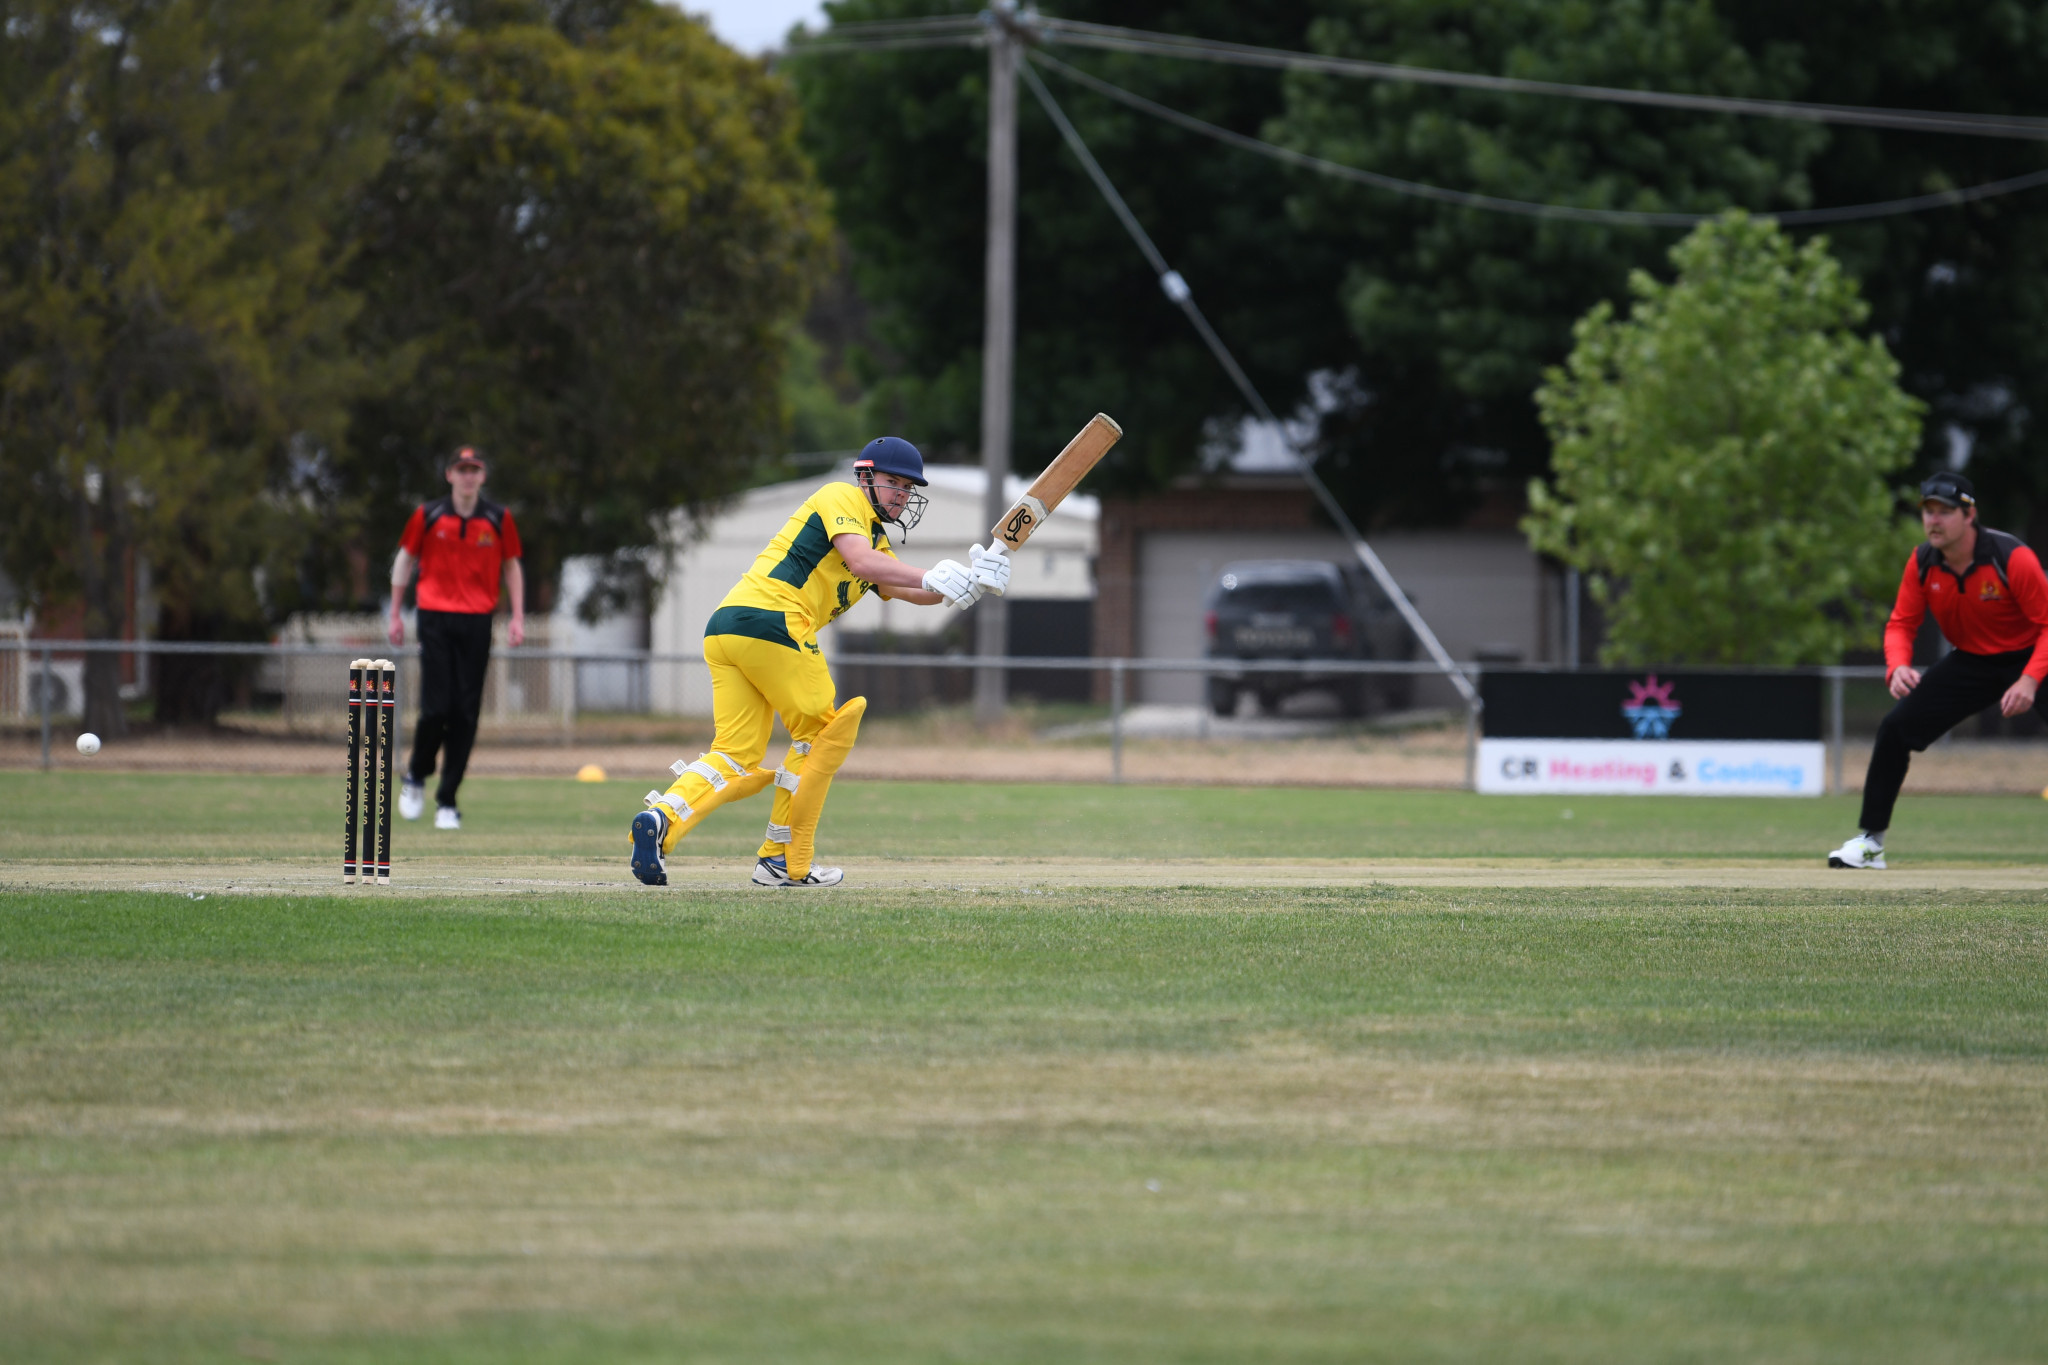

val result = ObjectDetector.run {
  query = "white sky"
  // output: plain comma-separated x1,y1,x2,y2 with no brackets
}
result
680,0,830,54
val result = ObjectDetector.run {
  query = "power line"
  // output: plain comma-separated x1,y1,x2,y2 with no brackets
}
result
1033,52,2048,228
1033,16,2048,144
787,13,2048,146
1018,59,1477,706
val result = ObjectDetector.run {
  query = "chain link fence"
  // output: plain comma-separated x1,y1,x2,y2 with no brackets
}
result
11,635,1995,795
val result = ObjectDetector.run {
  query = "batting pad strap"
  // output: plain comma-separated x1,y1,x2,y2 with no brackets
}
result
682,759,728,791
766,822,792,844
645,790,693,821
712,750,749,777
788,740,813,757
773,766,801,793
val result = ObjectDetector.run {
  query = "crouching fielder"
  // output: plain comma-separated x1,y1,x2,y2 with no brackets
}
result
1828,472,2048,869
630,437,1010,887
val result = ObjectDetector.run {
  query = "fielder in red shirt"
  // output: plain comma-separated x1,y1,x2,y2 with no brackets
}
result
387,445,525,829
1829,471,2048,869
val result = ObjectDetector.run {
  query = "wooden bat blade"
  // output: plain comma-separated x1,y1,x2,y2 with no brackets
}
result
990,413,1122,551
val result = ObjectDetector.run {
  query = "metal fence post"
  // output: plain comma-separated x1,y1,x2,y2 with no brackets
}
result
1464,670,1480,792
559,653,575,742
39,644,53,770
1830,669,1845,795
1109,659,1125,785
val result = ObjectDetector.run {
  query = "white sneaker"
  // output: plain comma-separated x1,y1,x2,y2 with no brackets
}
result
398,776,425,821
1827,835,1885,869
751,855,843,887
435,805,461,831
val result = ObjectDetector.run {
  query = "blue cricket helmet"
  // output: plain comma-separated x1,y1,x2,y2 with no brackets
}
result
854,436,927,487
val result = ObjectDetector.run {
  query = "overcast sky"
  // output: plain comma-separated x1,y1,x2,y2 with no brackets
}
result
682,0,829,54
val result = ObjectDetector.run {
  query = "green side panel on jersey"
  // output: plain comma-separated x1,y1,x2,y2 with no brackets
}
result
704,605,799,651
768,513,834,589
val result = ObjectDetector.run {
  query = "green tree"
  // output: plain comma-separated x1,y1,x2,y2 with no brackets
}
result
340,0,831,616
1526,212,1922,665
1273,0,1823,524
0,0,392,730
792,0,1355,490
1717,3,2048,544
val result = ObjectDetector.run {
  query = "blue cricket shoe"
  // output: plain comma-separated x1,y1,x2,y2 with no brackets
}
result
630,808,669,886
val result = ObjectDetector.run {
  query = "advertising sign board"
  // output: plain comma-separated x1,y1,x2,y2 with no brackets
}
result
1478,670,1824,798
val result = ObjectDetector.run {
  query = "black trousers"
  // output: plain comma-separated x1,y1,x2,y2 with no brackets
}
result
1858,647,2032,832
408,609,495,807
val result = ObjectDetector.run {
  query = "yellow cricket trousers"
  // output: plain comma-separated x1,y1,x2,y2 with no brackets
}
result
653,609,863,877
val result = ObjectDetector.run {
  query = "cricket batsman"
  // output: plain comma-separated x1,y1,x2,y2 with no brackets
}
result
629,437,1010,887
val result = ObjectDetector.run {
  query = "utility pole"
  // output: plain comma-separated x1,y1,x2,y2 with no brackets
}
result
974,2,1019,723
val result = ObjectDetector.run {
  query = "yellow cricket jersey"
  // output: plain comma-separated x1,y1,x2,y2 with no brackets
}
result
708,481,895,645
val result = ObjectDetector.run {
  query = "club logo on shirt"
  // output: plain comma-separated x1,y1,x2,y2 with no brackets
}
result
476,530,495,546
1979,579,2003,600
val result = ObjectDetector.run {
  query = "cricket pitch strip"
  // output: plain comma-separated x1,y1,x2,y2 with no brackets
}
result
7,855,2048,896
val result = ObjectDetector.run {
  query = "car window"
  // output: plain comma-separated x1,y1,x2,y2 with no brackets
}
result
1217,581,1339,611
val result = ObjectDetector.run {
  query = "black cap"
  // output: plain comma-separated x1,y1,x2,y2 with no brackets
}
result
446,445,487,471
1919,471,1976,508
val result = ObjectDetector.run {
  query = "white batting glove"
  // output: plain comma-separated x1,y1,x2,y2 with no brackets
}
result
922,558,981,610
968,542,1011,597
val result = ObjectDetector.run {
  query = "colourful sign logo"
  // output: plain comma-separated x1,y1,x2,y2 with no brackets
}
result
1621,673,1682,739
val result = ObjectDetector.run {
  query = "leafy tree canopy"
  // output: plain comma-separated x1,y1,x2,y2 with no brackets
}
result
791,0,1356,491
1525,213,1922,666
1717,2,2048,544
341,0,832,615
796,3,2048,536
1273,0,1823,524
0,0,393,729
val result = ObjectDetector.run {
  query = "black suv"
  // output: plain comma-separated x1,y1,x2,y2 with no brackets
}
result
1202,559,1416,717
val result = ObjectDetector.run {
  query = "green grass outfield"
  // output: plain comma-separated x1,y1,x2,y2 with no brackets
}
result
4,773,2048,1362
3,769,2047,864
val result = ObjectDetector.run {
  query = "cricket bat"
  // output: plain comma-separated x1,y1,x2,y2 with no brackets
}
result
990,413,1123,552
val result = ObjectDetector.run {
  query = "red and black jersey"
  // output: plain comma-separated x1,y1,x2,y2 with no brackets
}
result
400,496,522,614
1884,527,2048,681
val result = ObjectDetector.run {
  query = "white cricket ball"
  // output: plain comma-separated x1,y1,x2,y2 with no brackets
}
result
76,732,101,755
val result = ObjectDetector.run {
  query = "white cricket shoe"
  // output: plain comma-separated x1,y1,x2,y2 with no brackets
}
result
398,776,425,821
1827,835,1885,869
435,805,461,831
752,855,844,887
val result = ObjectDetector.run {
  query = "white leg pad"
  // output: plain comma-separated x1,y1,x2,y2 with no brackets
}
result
788,740,813,756
766,822,792,843
773,766,801,793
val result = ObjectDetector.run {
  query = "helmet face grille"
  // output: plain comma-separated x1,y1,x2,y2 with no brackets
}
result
858,472,929,537
894,488,929,535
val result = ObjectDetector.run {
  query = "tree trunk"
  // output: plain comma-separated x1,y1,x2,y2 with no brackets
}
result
153,607,242,727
